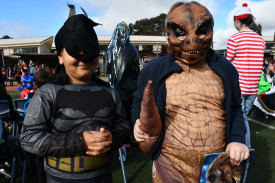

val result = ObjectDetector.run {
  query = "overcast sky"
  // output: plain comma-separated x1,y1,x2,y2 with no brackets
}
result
0,0,274,49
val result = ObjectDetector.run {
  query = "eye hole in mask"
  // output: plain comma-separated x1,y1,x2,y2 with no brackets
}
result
196,19,212,39
171,23,187,40
73,47,84,55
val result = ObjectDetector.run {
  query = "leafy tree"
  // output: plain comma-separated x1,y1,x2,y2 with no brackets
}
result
1,35,12,39
250,23,262,36
129,13,167,36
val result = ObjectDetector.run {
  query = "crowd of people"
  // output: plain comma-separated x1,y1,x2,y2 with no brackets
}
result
0,1,273,183
1,62,52,86
0,68,53,179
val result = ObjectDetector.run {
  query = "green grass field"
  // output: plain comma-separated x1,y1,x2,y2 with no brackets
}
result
249,121,275,182
112,118,275,183
7,91,21,107
1,91,274,182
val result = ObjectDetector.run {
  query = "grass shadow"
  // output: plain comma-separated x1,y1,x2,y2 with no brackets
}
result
112,146,152,183
249,121,273,182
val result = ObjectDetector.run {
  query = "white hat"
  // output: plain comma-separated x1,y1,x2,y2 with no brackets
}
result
234,3,252,19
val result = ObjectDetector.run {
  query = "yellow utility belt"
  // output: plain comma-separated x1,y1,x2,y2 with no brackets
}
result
47,152,112,173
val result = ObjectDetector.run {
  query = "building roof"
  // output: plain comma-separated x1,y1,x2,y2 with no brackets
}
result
0,36,53,48
51,35,166,48
130,35,166,42
98,35,166,44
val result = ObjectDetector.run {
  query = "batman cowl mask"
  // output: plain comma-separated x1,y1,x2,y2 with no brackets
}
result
55,14,100,63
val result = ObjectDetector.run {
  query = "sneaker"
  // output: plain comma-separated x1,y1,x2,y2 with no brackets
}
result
0,167,11,178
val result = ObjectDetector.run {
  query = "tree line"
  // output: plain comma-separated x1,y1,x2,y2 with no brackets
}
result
1,14,262,38
128,13,263,36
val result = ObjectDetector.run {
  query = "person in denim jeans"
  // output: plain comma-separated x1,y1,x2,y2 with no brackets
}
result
241,95,256,148
226,3,265,148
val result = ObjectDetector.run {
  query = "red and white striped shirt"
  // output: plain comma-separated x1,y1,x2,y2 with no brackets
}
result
226,30,265,95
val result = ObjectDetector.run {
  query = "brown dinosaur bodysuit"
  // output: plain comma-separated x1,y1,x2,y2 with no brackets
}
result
133,2,243,182
152,59,226,183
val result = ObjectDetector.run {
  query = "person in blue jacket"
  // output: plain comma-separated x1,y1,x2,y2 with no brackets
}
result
131,1,249,182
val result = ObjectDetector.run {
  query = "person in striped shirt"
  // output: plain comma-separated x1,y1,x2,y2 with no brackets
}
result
226,3,266,148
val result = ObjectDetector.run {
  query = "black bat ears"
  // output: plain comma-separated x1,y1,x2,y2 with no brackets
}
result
67,3,88,18
80,7,88,17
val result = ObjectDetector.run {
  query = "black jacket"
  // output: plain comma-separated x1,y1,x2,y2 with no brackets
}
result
131,49,246,160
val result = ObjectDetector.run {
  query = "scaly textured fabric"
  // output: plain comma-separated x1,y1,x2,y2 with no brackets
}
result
131,50,246,161
153,59,226,182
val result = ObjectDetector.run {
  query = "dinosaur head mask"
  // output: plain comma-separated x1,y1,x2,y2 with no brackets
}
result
165,2,214,64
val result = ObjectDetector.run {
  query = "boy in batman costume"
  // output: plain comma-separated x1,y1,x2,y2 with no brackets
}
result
132,2,249,182
20,10,130,183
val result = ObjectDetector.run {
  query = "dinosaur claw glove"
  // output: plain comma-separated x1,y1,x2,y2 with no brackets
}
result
139,80,162,156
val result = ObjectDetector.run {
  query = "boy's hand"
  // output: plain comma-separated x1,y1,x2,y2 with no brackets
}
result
133,119,150,142
226,142,250,166
82,128,112,156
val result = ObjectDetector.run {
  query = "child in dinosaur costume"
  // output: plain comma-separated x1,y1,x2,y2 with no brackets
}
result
132,1,249,182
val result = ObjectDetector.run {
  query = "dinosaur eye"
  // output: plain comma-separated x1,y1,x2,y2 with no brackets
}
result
196,19,212,39
166,22,187,40
197,26,206,34
172,26,187,40
176,28,182,33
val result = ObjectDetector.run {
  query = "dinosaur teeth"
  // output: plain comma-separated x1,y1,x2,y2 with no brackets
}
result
182,50,201,55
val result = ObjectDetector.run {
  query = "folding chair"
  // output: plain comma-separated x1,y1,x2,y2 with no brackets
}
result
0,100,11,120
0,119,13,179
13,99,31,183
0,99,27,183
0,100,10,146
14,99,29,118
119,147,127,183
0,100,13,180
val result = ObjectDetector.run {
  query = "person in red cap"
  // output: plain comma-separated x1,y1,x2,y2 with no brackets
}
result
226,3,266,149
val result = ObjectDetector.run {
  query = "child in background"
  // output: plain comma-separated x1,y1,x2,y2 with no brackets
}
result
20,13,130,183
19,75,37,99
25,69,53,183
23,69,54,116
254,65,275,120
33,69,53,89
34,65,40,74
1,67,6,86
226,3,265,148
20,68,28,84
